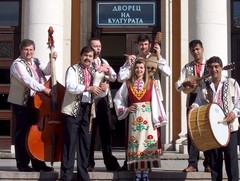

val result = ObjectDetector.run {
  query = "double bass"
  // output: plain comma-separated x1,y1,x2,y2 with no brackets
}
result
26,27,65,163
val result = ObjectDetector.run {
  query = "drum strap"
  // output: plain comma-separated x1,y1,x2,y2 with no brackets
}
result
222,78,236,114
222,80,230,114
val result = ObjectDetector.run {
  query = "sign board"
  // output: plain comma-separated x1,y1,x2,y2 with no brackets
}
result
96,1,156,26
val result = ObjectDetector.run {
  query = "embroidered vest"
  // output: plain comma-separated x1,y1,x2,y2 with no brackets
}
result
61,64,95,117
186,61,209,107
8,58,43,106
205,78,239,132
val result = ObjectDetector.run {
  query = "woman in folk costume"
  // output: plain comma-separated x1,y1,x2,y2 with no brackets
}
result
114,58,167,181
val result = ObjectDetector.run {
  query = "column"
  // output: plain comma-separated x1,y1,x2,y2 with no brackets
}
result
189,0,229,65
175,0,189,153
21,0,65,84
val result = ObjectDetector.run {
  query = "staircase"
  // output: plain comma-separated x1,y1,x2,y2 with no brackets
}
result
0,151,237,181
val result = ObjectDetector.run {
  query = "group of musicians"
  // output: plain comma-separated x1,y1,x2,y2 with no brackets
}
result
176,40,240,181
7,33,240,181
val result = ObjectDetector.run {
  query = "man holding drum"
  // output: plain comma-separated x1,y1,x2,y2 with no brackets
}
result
175,40,211,172
191,56,240,181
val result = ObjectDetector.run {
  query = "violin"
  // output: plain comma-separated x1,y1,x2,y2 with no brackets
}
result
26,26,65,163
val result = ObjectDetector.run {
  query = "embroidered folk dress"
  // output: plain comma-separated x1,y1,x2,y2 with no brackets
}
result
114,79,167,170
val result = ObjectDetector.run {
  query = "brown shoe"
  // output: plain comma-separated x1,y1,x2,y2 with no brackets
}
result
183,166,198,172
204,166,211,172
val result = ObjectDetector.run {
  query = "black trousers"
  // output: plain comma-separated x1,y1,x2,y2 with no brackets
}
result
12,103,48,170
187,93,211,168
60,103,91,181
187,132,211,167
88,96,119,170
210,131,239,181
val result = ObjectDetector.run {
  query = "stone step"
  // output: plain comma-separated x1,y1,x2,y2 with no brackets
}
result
0,159,235,181
0,170,216,181
0,151,239,180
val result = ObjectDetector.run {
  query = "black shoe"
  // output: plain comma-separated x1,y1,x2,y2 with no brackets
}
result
135,176,142,181
183,165,198,172
142,176,149,181
107,165,121,171
204,166,211,172
87,165,95,172
18,166,34,172
119,162,128,171
33,165,54,172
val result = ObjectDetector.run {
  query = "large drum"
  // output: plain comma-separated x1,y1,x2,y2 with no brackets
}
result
188,103,230,151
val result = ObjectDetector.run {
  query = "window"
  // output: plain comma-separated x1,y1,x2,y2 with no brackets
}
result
233,0,240,29
0,1,19,26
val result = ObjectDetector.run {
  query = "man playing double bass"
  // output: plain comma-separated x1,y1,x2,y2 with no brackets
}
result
8,39,56,172
175,40,211,172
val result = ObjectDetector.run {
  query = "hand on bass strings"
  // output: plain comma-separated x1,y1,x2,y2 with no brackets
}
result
49,51,58,61
43,87,51,96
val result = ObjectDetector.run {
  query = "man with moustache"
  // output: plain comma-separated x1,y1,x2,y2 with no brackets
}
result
60,46,108,181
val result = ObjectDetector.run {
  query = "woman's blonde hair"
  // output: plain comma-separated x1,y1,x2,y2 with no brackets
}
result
128,58,150,89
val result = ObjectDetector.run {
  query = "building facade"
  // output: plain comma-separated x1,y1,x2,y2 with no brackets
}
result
0,0,239,153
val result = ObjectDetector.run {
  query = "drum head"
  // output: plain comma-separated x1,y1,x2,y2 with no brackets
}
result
209,104,230,146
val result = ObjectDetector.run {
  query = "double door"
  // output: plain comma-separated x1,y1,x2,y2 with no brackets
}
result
99,33,154,148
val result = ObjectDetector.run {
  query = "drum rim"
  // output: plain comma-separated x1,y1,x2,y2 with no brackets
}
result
208,103,230,147
187,103,230,152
